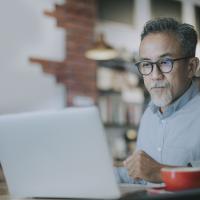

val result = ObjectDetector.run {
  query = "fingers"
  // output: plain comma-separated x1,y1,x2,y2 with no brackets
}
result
123,150,159,181
123,150,143,179
129,150,162,182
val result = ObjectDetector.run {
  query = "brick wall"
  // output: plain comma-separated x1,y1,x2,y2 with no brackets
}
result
30,0,97,106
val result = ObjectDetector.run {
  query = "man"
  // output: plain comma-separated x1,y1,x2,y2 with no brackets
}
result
116,17,200,184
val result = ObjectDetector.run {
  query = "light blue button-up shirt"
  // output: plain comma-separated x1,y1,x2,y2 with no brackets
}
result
115,79,200,183
137,80,200,166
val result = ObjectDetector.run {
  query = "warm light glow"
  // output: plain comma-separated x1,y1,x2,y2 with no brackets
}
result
85,49,118,60
85,33,118,60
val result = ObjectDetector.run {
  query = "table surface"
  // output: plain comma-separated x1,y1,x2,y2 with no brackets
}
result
0,181,170,200
2,179,200,200
0,182,149,200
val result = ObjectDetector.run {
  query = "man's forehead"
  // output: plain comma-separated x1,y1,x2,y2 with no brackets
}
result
138,33,181,60
138,53,174,61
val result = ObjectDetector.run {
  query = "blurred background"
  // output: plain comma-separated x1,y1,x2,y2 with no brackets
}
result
1,0,200,165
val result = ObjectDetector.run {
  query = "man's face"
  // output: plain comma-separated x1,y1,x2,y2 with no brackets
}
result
139,33,192,109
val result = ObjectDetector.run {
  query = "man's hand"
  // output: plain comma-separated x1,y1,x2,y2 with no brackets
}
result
123,150,163,183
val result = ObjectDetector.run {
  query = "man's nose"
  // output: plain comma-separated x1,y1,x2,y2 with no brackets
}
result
151,64,163,79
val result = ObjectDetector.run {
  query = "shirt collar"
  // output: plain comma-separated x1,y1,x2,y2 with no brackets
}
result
149,79,199,119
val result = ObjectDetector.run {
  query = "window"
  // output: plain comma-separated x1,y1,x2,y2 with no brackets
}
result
151,0,182,21
97,0,134,25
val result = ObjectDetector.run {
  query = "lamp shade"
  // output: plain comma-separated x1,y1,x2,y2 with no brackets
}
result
85,33,118,60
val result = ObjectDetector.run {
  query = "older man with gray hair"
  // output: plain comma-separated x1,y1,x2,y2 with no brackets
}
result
116,17,200,184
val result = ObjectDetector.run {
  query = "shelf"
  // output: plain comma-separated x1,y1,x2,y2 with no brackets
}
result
97,58,126,71
98,89,121,95
104,123,137,129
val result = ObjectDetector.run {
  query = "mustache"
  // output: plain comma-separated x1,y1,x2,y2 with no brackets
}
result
149,81,170,90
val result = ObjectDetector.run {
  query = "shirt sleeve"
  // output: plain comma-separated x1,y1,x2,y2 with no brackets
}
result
114,167,147,185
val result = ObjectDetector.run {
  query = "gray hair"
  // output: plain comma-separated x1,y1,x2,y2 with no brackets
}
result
141,17,198,57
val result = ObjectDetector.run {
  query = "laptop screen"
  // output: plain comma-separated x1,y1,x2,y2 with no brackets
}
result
0,106,120,199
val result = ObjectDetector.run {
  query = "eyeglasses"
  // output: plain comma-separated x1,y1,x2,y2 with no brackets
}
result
135,56,192,76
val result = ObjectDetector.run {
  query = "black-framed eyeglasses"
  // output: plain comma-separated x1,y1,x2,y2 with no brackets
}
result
135,56,192,76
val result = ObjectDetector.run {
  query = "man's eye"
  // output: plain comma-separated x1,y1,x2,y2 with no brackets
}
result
141,62,151,67
160,59,172,65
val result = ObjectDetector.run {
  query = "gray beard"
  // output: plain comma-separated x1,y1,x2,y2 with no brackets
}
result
150,90,173,107
145,80,172,107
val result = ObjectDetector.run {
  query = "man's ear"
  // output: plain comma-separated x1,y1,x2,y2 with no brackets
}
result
188,57,199,78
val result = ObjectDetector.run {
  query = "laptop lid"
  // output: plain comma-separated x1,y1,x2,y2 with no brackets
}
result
0,106,120,199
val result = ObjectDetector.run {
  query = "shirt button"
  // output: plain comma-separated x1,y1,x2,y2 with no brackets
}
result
157,147,162,152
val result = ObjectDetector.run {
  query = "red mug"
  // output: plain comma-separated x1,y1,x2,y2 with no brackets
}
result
161,167,200,191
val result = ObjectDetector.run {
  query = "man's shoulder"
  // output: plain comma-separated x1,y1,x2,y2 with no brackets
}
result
179,91,200,115
186,91,200,107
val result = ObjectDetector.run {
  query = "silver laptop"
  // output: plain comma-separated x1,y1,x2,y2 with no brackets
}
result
0,106,146,199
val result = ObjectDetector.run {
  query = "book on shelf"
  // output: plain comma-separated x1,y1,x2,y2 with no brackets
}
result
98,94,143,127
